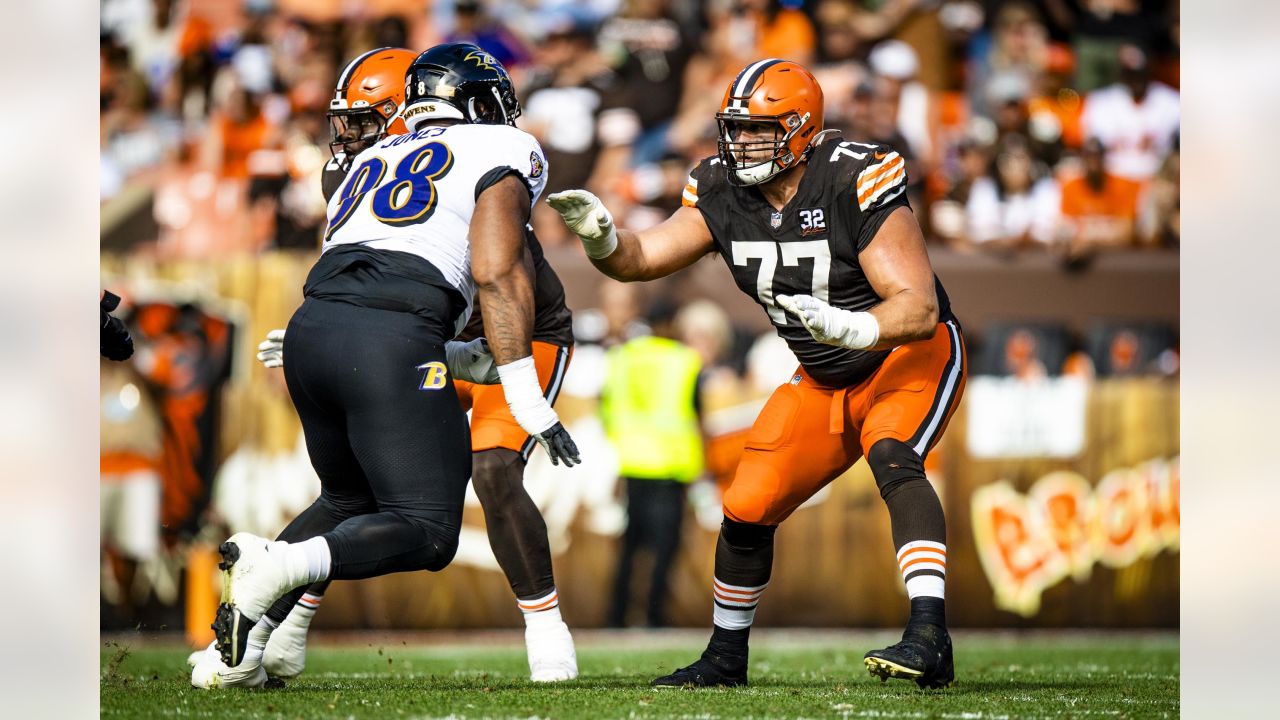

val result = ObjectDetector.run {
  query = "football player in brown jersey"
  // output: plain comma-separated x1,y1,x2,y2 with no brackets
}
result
549,59,966,689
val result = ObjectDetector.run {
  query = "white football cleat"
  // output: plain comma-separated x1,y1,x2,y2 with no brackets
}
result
190,646,267,689
213,533,297,667
526,620,578,682
262,601,317,679
187,641,218,668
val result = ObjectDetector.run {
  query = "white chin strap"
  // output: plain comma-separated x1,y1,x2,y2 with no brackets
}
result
735,160,782,186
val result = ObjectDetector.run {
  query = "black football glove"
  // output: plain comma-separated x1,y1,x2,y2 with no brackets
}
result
100,290,134,361
533,422,581,467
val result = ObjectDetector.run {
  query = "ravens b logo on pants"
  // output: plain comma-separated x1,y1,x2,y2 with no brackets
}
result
417,361,448,390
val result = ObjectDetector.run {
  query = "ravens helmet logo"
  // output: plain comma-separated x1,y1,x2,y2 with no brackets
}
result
463,49,497,71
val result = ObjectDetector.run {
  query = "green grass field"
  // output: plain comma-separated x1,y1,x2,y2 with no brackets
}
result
100,630,1178,719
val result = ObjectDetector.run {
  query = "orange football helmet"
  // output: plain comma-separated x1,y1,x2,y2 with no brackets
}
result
716,59,825,186
328,47,417,169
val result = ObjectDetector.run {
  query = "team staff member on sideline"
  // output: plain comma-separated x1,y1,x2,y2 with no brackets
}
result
602,300,704,629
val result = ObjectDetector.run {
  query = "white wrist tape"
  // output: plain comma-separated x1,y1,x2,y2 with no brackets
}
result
834,310,880,350
497,356,559,436
581,225,618,260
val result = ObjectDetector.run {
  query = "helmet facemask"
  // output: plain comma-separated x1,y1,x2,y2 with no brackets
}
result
716,110,811,186
327,106,395,171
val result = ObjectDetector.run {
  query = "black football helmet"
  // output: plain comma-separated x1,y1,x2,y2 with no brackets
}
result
402,43,521,128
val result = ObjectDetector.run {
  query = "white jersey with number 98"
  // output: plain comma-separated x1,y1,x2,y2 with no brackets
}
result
322,122,548,322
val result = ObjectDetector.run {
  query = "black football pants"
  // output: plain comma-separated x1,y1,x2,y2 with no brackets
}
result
277,297,471,581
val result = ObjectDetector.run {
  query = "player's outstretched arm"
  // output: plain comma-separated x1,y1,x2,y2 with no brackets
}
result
472,175,580,466
777,206,938,352
547,190,715,282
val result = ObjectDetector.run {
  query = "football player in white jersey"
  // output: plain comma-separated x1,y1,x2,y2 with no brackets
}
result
193,43,579,689
193,46,580,687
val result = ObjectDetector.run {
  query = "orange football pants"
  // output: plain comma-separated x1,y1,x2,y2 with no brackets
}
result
723,320,966,525
454,341,573,459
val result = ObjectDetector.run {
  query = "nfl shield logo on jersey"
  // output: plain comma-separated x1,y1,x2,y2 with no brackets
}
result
770,212,783,229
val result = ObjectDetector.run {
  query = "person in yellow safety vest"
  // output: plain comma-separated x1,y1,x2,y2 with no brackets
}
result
601,299,705,628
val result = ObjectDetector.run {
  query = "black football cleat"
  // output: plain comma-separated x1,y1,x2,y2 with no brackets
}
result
212,601,253,668
863,623,955,689
652,655,748,688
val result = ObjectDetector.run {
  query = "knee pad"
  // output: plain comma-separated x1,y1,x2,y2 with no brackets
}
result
469,448,524,507
720,517,777,551
866,438,926,501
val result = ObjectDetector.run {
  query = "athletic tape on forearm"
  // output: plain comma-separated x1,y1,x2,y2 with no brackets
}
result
497,356,559,435
581,225,618,260
833,309,880,350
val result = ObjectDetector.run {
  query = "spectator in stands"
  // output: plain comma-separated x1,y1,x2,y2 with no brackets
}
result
699,0,816,77
1080,44,1179,182
614,152,689,231
446,0,531,70
840,72,932,215
930,136,991,246
602,301,704,628
201,79,280,182
100,357,165,623
1071,0,1165,91
675,299,739,401
961,134,1060,252
1026,43,1084,153
968,1,1048,120
597,0,699,165
522,16,639,195
523,16,640,245
1138,143,1178,247
1058,137,1141,254
101,39,181,200
868,39,936,169
815,0,931,48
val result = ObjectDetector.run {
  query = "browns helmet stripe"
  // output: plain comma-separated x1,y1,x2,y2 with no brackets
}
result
336,47,390,94
728,58,784,110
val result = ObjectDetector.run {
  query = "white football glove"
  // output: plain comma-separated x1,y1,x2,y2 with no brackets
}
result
256,329,286,368
546,189,618,259
444,337,501,385
256,329,501,385
775,294,880,350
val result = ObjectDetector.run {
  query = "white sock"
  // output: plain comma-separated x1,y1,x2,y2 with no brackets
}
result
283,537,331,586
897,540,946,599
289,589,322,622
242,618,275,665
518,589,563,629
711,578,768,630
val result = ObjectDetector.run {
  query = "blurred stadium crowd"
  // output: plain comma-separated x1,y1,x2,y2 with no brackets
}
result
102,0,1180,256
99,0,1179,632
